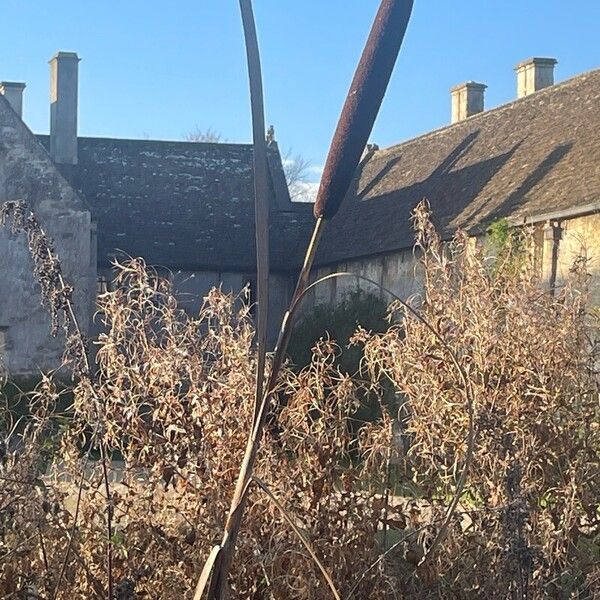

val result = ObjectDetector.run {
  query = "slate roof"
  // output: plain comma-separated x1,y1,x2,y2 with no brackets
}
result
31,68,599,273
36,136,315,272
316,68,600,266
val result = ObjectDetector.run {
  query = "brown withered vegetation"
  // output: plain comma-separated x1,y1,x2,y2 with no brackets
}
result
1,201,599,598
356,203,600,597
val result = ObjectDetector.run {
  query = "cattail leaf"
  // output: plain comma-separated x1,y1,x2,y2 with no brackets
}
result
239,0,270,419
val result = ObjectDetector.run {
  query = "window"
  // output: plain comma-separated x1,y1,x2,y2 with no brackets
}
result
97,274,110,295
0,327,9,369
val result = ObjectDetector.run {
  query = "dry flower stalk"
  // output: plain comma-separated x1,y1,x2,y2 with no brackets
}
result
200,2,415,595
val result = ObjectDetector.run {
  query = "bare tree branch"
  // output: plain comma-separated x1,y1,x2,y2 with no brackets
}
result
185,127,225,143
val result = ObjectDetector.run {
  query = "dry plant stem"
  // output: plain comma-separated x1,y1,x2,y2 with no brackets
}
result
47,255,114,600
193,546,221,600
344,514,467,600
47,499,108,598
1,202,113,599
381,456,392,562
51,255,114,600
100,443,114,600
252,476,341,600
200,218,324,599
37,526,50,584
239,0,270,422
198,3,413,595
51,454,90,600
196,1,268,596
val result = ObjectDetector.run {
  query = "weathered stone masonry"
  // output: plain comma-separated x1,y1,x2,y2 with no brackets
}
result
0,93,94,375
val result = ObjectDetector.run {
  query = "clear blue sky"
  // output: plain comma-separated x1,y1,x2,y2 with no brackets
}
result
1,1,599,181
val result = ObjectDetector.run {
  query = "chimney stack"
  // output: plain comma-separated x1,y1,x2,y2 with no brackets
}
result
515,57,557,98
49,52,80,165
0,82,26,119
450,81,486,124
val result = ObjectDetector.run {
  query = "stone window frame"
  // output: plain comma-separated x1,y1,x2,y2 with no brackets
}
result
97,274,111,295
0,325,11,363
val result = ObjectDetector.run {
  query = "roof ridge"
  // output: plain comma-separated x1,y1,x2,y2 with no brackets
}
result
35,133,254,148
76,136,254,148
374,66,600,160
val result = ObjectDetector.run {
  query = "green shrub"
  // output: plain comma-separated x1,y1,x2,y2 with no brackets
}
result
288,289,388,373
288,289,396,430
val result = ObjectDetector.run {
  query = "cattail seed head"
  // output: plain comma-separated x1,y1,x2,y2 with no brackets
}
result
314,0,413,220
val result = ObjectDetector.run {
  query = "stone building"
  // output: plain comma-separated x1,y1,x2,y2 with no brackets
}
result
0,52,312,377
0,70,94,377
309,58,600,309
1,53,599,377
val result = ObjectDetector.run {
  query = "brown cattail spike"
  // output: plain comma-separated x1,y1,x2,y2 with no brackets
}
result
313,0,413,220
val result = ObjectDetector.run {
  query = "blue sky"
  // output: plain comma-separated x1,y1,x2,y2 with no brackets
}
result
1,1,599,184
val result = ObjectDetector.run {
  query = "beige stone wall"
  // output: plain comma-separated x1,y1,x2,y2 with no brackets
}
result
547,213,600,307
0,96,94,377
304,212,600,313
306,247,423,310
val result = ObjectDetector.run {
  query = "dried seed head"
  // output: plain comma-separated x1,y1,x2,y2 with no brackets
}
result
314,0,413,219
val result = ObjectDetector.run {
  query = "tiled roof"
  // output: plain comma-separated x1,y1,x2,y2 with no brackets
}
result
32,68,600,273
316,68,600,265
36,136,315,272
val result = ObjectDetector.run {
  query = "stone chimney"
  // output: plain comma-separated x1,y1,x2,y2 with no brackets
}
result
0,82,26,119
515,57,557,98
450,81,486,124
49,52,80,165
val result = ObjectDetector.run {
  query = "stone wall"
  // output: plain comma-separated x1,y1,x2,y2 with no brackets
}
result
304,212,600,313
0,96,94,377
547,212,600,306
306,247,423,311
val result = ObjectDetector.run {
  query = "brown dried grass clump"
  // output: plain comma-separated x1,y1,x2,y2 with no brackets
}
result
356,202,600,597
1,202,598,599
0,258,398,599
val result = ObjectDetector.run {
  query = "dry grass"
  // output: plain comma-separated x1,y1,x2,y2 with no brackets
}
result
0,244,398,598
1,200,598,598
356,202,600,597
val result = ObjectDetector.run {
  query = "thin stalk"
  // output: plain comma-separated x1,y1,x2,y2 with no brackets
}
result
1,203,113,600
252,476,341,600
194,2,413,595
199,218,324,599
49,250,114,600
49,236,114,599
51,452,89,600
294,271,476,570
37,525,51,587
238,0,270,423
100,444,114,600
